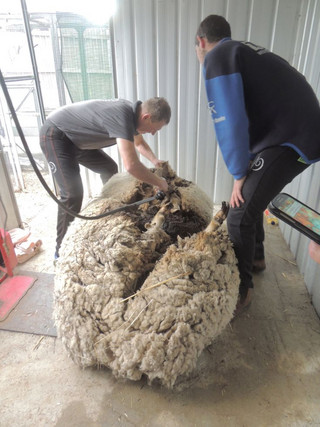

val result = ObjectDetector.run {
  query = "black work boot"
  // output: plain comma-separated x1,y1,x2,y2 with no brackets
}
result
252,258,266,273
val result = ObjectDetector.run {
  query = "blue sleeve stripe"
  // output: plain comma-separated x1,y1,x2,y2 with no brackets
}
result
205,72,250,179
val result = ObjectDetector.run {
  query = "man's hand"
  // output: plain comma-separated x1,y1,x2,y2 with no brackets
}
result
134,134,159,166
195,36,207,65
230,176,246,208
156,177,168,192
154,160,166,168
117,138,169,192
195,44,206,65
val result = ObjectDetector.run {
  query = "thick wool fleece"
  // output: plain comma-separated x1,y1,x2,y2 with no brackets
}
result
54,163,240,388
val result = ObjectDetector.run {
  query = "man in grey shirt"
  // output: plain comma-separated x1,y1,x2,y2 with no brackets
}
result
40,97,171,260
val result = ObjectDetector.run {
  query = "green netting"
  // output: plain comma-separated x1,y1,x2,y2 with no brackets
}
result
56,13,115,102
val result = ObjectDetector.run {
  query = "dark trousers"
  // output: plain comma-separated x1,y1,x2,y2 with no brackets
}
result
227,146,309,297
40,120,118,255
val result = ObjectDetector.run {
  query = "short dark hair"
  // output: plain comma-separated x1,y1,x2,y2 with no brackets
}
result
143,97,171,124
196,15,231,44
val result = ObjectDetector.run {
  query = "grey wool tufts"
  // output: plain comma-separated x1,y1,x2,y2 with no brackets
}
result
54,163,240,389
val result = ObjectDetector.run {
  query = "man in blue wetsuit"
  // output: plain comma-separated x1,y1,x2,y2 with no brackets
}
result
195,15,320,313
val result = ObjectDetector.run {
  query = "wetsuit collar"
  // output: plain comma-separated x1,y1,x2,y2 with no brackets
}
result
217,37,232,45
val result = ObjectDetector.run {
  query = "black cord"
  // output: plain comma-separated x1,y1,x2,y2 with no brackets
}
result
0,69,141,220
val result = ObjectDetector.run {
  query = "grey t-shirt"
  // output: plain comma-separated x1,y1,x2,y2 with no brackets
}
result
47,99,140,149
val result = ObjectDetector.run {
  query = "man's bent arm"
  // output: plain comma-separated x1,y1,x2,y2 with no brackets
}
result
134,134,163,166
117,138,168,191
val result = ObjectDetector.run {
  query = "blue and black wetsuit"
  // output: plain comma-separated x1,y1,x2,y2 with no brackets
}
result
203,38,320,296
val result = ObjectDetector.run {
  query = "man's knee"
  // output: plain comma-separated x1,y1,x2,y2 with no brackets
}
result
227,206,244,235
101,163,118,184
110,162,118,176
59,193,83,212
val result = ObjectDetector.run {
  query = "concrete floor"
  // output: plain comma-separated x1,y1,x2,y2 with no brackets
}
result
1,172,320,426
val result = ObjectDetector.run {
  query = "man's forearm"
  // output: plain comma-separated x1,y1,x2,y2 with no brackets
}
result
135,137,158,165
117,137,167,191
126,160,167,189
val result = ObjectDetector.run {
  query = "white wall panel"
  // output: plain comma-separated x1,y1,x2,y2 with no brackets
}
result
226,0,253,41
133,1,157,99
156,0,179,167
175,0,201,180
271,0,301,59
248,0,277,47
113,0,137,101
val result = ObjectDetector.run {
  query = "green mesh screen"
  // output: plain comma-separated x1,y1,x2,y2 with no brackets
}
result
56,13,115,102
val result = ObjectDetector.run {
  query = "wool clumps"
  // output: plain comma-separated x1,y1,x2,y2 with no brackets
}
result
54,163,240,388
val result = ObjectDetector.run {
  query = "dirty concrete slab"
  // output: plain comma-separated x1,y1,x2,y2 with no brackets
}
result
1,222,320,426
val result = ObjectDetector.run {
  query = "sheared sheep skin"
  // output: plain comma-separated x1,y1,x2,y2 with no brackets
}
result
54,163,240,388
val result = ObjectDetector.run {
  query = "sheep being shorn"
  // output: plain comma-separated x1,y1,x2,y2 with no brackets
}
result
54,163,240,388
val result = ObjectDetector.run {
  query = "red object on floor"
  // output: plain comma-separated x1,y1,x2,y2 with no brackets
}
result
0,275,36,321
0,229,18,282
0,229,36,321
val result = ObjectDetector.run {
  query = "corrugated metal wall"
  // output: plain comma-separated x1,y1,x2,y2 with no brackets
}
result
113,0,320,313
281,0,320,315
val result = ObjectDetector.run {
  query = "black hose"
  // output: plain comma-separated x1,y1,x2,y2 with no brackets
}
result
0,69,148,220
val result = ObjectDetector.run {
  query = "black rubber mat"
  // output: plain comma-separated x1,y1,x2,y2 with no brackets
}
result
0,271,56,337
